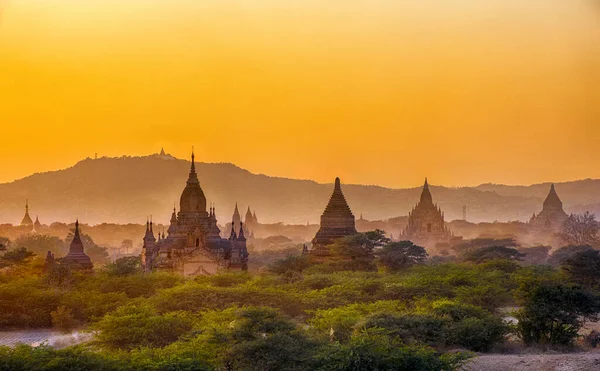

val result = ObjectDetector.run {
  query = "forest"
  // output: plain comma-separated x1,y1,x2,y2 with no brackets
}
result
1,228,600,370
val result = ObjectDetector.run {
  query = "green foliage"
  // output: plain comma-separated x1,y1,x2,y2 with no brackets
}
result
561,249,600,288
13,235,65,257
327,230,389,271
361,313,447,347
269,255,312,275
462,246,525,264
93,304,195,349
309,301,406,342
516,283,600,345
377,241,428,272
313,328,470,371
105,256,142,276
50,306,79,333
0,247,35,268
452,238,518,256
547,245,594,266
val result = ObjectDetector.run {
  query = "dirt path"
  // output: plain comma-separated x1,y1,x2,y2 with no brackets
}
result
464,352,600,371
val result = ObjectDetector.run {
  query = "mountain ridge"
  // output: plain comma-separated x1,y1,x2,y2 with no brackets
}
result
1,154,599,225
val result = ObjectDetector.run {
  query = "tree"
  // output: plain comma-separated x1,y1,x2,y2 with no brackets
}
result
0,247,35,268
0,236,10,250
547,245,594,266
377,241,428,272
462,246,525,264
328,230,390,270
451,238,518,257
561,249,600,288
120,239,133,254
518,246,551,265
106,256,142,276
558,212,600,246
516,283,600,345
93,304,195,350
51,306,80,333
269,255,311,275
13,234,65,257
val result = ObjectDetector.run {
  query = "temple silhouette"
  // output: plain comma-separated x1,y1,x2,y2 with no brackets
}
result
142,151,249,276
400,178,453,248
309,177,358,260
529,184,569,232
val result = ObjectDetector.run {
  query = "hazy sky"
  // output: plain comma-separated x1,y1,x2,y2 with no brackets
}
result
1,0,599,188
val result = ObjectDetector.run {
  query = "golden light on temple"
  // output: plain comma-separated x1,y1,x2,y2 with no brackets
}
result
0,0,599,187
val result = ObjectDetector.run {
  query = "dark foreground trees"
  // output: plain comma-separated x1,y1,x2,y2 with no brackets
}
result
516,283,600,345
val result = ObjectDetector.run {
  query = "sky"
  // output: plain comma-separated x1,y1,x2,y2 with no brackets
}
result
0,0,599,188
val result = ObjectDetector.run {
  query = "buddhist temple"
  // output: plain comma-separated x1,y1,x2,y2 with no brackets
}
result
310,177,357,259
62,220,94,271
142,151,248,276
400,178,453,249
529,184,569,232
34,216,42,230
20,200,33,227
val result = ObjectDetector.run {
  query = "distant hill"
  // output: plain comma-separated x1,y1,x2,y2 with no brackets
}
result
0,154,598,225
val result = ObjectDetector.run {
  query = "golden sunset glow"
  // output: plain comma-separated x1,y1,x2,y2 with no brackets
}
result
1,0,599,187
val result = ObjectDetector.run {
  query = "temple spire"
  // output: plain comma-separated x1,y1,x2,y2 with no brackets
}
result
419,178,433,204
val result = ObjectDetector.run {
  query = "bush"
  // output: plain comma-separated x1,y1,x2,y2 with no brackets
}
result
516,283,600,346
314,328,471,371
50,306,79,333
93,304,195,349
361,313,447,347
105,256,142,276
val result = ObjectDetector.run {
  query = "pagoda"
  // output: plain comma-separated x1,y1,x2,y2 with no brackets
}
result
142,151,248,276
20,200,34,227
529,184,568,232
400,178,453,248
62,220,94,271
310,177,357,259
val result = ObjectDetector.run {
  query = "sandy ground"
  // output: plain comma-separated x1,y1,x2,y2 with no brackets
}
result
0,329,92,349
464,352,600,371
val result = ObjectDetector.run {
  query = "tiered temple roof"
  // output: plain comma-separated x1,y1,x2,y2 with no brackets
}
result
312,177,357,248
63,220,94,271
529,184,568,231
401,178,453,248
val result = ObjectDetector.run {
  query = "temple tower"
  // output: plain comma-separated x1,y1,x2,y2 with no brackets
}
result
311,177,357,249
401,178,452,248
20,199,33,226
63,220,94,271
529,184,569,231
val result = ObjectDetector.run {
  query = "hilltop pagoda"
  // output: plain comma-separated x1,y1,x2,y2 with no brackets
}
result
529,184,568,232
20,200,33,227
400,178,453,249
310,177,357,259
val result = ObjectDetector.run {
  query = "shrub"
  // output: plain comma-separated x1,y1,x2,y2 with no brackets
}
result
93,304,195,350
50,306,79,333
361,313,448,347
516,284,600,346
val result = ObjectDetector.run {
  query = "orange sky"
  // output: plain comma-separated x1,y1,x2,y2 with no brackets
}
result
1,0,599,188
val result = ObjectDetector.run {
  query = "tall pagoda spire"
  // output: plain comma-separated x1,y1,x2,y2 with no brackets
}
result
63,219,93,271
179,148,207,215
419,178,433,204
543,183,563,210
312,177,357,249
